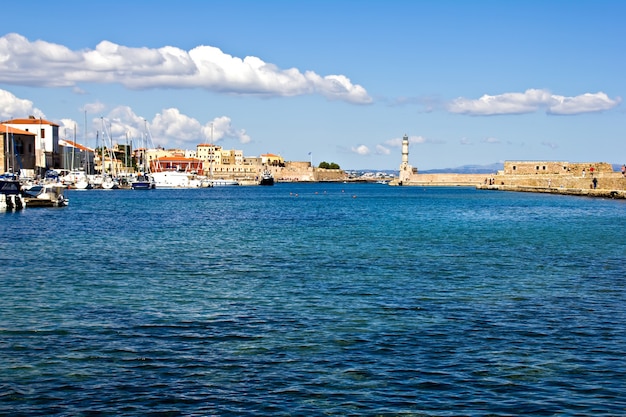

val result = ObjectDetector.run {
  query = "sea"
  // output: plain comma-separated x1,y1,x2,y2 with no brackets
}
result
1,183,625,416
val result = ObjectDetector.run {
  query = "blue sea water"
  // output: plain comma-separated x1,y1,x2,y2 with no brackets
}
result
1,183,625,416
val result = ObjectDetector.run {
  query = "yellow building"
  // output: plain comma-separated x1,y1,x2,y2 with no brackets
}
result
261,153,284,166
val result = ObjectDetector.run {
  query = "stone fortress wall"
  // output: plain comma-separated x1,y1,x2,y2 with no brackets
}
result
390,134,626,196
497,161,624,191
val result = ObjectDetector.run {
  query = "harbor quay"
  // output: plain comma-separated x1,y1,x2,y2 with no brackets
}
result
389,134,626,198
392,162,626,199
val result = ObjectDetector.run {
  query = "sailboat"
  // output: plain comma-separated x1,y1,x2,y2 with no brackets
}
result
131,121,155,190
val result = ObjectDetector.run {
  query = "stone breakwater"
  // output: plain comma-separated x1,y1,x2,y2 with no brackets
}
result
389,170,626,199
477,184,626,199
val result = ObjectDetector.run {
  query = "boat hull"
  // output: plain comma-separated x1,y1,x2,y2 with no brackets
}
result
131,181,155,190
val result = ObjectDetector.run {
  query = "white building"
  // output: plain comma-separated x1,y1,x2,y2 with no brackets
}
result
2,116,60,173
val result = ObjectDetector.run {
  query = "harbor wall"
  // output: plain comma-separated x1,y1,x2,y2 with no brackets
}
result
391,173,486,186
234,163,347,183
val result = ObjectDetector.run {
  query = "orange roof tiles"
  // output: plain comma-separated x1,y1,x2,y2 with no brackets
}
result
58,139,94,152
0,124,36,136
3,117,60,127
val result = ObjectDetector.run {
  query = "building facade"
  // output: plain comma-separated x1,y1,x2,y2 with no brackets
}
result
3,116,60,172
1,125,37,175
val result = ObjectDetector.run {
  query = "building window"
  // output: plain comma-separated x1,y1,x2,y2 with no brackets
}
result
543,166,546,170
41,129,45,138
536,166,539,170
512,166,516,170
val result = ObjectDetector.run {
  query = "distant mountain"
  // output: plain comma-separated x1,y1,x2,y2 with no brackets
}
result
420,162,504,174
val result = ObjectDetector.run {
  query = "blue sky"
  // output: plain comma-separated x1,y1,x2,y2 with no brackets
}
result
0,0,624,170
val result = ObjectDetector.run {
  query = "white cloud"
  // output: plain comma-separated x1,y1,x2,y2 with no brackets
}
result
84,106,251,150
351,145,370,155
0,88,249,150
460,137,472,145
0,33,372,104
200,116,251,145
375,144,390,155
483,137,500,144
58,119,79,139
448,89,620,116
548,92,621,115
83,101,106,115
0,89,44,120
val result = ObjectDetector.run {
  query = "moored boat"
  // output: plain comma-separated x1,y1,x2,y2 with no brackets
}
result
22,183,69,207
131,174,155,190
152,171,206,188
209,179,239,186
259,170,274,186
0,175,25,211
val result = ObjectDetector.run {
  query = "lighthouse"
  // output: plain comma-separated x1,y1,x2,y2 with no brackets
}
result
401,134,409,168
398,133,416,185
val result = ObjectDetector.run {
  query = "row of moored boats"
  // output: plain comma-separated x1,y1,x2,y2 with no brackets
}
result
1,168,275,211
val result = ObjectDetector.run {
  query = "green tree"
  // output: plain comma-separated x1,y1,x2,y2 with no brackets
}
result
318,161,340,169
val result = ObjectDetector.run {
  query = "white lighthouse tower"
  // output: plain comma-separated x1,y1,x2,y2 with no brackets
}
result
398,133,416,184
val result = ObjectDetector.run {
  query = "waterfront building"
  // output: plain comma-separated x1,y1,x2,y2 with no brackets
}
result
2,116,60,174
58,139,95,175
1,124,37,176
261,153,285,166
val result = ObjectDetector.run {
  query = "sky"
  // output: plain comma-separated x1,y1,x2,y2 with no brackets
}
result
0,0,624,170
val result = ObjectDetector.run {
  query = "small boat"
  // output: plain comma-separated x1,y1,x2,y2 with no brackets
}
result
62,170,92,189
259,170,274,186
101,176,119,190
131,174,155,190
22,183,69,207
152,171,207,188
209,179,239,187
0,175,25,211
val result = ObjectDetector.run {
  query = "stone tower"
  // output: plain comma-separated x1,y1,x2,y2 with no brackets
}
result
401,134,409,168
398,133,416,184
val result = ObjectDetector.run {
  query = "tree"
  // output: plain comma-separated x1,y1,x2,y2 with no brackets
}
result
318,161,340,169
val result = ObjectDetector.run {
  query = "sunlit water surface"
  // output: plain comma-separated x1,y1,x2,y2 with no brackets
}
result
1,184,625,416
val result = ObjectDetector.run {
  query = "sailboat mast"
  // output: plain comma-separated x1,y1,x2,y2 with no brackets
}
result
72,125,76,172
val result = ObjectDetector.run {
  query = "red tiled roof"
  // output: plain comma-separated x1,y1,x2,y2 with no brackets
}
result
58,139,94,152
0,124,36,136
3,117,60,127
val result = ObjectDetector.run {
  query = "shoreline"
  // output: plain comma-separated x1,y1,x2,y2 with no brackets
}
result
476,184,626,199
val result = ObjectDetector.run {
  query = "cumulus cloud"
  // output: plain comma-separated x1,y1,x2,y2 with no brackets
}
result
547,92,621,115
375,144,390,155
0,89,45,120
351,145,370,155
1,88,249,150
104,108,250,149
0,33,372,104
448,89,620,116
